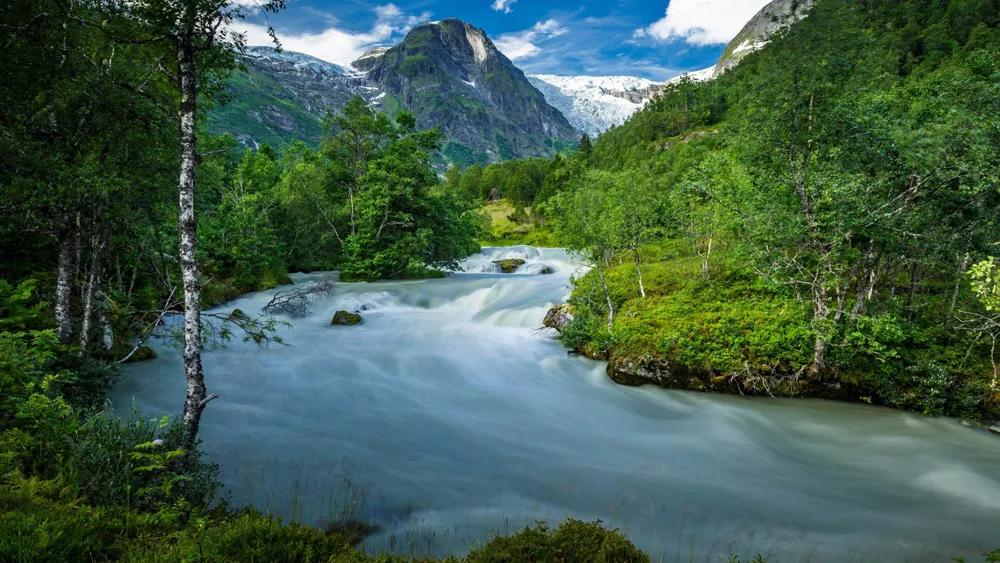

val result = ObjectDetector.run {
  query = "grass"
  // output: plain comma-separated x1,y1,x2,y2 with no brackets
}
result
479,200,558,247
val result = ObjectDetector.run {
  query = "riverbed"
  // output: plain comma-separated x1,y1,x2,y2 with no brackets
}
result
112,246,1000,561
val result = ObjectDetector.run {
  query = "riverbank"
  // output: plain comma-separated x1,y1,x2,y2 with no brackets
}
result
554,240,1000,422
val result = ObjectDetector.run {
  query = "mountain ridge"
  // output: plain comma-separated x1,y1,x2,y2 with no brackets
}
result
206,20,577,166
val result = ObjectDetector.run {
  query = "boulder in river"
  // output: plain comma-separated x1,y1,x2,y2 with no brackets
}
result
492,258,525,273
331,310,362,326
543,303,575,332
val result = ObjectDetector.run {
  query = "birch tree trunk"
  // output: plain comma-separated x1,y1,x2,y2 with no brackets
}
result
632,246,646,299
596,259,614,331
808,280,831,377
55,222,76,345
78,230,105,354
176,30,213,454
948,253,969,317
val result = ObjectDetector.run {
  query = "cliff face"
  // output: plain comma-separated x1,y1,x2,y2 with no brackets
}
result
714,0,815,77
352,20,578,166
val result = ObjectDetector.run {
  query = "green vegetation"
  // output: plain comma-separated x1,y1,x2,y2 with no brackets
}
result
0,1,488,559
204,69,326,149
3,0,1000,559
480,0,1000,420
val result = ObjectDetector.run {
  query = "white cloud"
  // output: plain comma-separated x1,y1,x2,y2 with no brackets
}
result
638,0,770,45
494,19,567,61
233,3,430,66
491,0,516,14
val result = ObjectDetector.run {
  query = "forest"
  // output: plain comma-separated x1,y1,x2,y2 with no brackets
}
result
448,0,1000,419
2,0,1000,560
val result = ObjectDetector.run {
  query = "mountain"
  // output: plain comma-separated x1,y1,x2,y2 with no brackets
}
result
523,0,813,136
205,47,368,149
714,0,815,76
353,19,578,166
527,75,659,138
206,20,577,165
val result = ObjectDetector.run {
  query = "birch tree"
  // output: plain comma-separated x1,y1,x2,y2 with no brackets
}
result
111,0,284,453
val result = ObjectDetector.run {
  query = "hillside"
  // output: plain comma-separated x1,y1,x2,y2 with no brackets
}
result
452,0,1000,420
205,47,367,149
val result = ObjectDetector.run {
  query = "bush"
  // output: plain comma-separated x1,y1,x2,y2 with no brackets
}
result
466,519,648,563
123,511,359,563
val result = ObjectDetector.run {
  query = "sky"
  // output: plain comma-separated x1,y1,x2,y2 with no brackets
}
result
235,0,773,81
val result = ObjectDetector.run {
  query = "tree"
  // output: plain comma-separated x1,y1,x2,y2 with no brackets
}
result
578,134,593,158
547,176,619,330
966,258,1000,391
109,0,285,453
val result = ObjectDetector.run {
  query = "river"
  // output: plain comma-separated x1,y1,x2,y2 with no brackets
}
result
112,246,1000,561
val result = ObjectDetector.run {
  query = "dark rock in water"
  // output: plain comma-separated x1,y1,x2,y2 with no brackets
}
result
543,303,575,332
492,258,526,273
331,310,363,326
606,353,854,400
230,308,249,321
538,265,556,274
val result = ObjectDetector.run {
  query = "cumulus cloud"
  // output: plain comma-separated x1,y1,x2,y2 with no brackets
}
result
233,3,430,66
491,0,516,14
494,19,567,61
638,0,770,45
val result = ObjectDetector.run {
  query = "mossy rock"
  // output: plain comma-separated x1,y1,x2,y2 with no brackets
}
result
492,258,526,273
543,303,575,332
230,309,249,321
331,310,362,326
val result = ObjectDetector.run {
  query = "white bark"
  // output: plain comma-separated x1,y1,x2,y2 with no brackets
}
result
632,246,646,299
79,227,105,354
55,225,75,344
596,260,614,331
177,35,211,454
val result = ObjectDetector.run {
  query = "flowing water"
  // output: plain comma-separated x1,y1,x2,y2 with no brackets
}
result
112,246,1000,561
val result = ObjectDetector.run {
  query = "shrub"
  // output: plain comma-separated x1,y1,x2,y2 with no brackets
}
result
466,519,648,563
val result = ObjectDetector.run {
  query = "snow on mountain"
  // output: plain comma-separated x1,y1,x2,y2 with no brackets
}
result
665,66,716,85
527,75,661,137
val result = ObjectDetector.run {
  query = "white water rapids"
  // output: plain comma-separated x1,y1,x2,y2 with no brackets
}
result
112,246,1000,561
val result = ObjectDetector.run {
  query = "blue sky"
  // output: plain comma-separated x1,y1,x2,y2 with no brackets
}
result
236,0,772,80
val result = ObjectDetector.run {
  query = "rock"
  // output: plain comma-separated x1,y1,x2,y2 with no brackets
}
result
538,265,556,274
230,308,249,321
492,258,526,273
543,303,575,332
331,310,362,326
607,355,681,387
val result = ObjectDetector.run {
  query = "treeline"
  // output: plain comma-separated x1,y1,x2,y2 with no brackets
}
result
478,0,1000,418
0,0,487,558
442,152,585,208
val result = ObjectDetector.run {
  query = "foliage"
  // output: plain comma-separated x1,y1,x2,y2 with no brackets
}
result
465,519,648,563
492,0,1000,418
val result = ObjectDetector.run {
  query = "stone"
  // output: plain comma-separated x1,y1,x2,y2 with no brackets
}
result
492,258,525,273
331,310,363,326
543,303,575,332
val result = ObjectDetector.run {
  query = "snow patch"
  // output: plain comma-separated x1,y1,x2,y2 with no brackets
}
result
528,75,658,137
665,66,716,84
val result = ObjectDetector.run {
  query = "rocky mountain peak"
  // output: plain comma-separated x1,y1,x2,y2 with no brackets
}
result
714,0,814,76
